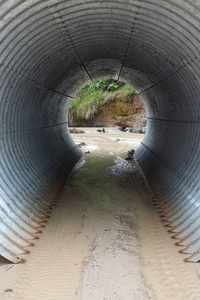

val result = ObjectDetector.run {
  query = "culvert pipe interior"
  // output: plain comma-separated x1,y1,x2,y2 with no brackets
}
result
0,0,200,263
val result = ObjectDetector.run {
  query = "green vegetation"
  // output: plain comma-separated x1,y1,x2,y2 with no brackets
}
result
69,79,136,126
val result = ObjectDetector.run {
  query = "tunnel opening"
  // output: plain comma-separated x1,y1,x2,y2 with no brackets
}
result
68,78,147,162
68,78,147,134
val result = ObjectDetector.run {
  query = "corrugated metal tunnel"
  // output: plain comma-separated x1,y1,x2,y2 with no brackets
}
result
1,0,200,263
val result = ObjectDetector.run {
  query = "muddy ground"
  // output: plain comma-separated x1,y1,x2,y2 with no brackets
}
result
0,128,200,299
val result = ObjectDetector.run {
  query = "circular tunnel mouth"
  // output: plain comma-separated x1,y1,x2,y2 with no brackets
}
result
0,0,200,264
68,79,147,138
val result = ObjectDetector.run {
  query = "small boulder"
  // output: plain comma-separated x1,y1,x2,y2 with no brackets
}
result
119,126,127,132
85,151,91,154
125,149,135,161
70,128,85,134
97,128,106,133
78,142,86,148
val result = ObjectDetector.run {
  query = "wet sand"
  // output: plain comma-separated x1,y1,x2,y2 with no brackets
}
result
0,128,200,299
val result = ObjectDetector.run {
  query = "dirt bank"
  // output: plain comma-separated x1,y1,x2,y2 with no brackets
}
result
69,84,147,130
88,94,146,129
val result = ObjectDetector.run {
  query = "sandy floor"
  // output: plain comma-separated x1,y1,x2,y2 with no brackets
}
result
0,128,200,299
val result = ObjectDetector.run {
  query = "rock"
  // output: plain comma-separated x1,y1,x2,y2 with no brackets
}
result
78,142,86,148
84,151,91,154
142,126,147,133
138,127,147,134
133,125,147,134
141,120,147,127
125,149,135,161
97,128,106,133
118,126,127,132
69,128,85,134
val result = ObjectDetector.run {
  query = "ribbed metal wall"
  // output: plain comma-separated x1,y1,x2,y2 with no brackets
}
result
0,0,200,262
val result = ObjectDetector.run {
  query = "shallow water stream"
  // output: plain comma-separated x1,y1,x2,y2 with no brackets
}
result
0,130,200,299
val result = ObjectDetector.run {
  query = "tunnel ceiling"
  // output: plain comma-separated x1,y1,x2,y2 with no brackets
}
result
0,0,200,263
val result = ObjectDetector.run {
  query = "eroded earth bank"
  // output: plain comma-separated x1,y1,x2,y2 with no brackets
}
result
0,129,200,299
